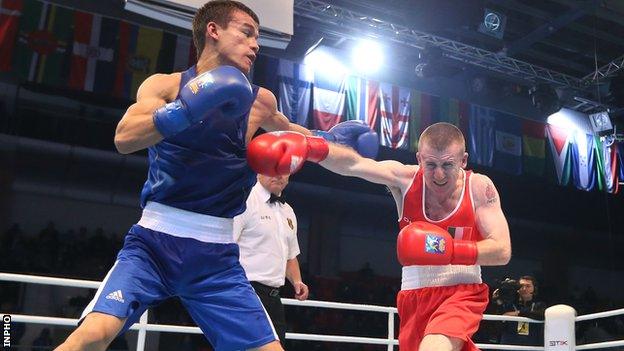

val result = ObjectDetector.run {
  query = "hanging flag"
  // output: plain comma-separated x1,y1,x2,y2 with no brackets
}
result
68,11,117,93
0,0,23,71
114,22,163,99
188,38,196,68
156,33,195,73
345,75,379,128
468,105,495,167
569,131,597,191
252,54,278,95
379,83,410,149
617,142,624,181
493,112,522,175
435,96,459,126
409,91,433,151
594,136,619,194
174,34,193,71
156,31,176,73
458,100,471,137
277,59,313,126
546,124,573,186
14,0,73,85
312,70,346,131
522,119,546,176
429,95,441,124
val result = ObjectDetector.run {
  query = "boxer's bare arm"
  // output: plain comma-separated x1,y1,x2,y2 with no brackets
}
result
472,173,512,266
254,88,311,135
320,143,416,189
114,73,180,154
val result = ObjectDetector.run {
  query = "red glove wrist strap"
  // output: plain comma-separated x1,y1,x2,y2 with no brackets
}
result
452,241,478,265
305,136,329,162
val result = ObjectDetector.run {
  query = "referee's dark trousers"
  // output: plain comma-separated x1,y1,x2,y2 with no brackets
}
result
250,281,287,346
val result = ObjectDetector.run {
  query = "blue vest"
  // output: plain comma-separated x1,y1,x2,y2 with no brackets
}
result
140,66,258,218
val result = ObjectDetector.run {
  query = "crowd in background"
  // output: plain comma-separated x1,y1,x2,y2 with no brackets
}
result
2,222,624,350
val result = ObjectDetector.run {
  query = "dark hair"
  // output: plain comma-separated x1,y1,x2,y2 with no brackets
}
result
418,122,465,153
192,1,260,60
520,275,538,296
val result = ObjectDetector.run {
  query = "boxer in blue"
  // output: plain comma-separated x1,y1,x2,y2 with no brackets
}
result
54,2,378,350
54,2,299,351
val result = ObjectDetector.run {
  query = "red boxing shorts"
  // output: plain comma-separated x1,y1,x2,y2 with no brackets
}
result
397,283,489,351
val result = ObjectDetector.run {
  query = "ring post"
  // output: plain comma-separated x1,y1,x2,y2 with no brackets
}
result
544,304,576,351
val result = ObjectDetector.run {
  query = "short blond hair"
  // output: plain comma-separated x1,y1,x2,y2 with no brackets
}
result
418,122,465,153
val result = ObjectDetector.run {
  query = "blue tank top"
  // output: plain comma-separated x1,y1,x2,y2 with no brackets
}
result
140,66,258,218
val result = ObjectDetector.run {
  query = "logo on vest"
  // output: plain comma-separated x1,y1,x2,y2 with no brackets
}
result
105,290,125,303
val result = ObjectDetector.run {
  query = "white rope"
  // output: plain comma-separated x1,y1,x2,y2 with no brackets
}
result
7,313,395,343
482,314,542,323
281,297,396,313
3,272,624,351
0,272,100,289
286,332,399,345
575,308,624,322
9,314,78,327
136,312,149,350
577,339,624,350
10,312,622,350
475,344,543,350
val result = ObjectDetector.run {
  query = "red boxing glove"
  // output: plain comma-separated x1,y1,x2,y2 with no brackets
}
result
396,221,478,266
247,131,329,176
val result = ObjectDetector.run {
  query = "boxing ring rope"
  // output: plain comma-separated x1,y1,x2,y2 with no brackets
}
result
2,273,624,350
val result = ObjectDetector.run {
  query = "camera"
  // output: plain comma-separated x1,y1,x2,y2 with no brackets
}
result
494,278,520,308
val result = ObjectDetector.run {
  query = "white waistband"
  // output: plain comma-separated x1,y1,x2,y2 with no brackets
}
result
137,201,234,244
401,265,482,290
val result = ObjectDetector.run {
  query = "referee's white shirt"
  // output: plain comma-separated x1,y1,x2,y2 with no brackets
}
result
233,182,300,288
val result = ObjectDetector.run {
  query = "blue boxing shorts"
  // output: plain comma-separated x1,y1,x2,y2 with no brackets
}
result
80,224,278,351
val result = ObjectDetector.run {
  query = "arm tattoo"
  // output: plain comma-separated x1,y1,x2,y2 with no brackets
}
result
485,183,498,204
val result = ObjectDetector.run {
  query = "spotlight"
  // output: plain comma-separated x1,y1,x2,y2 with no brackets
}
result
478,8,507,39
414,46,455,78
415,63,430,78
529,83,561,117
351,39,383,74
588,111,614,136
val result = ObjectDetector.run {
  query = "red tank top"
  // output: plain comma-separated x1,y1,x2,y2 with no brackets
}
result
399,168,483,242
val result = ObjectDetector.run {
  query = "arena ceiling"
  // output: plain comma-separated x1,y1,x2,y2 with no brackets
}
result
119,0,624,111
284,0,624,111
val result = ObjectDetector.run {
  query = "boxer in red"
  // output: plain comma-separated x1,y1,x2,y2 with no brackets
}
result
248,122,511,351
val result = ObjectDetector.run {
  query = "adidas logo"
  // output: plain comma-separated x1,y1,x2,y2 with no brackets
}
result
105,290,125,303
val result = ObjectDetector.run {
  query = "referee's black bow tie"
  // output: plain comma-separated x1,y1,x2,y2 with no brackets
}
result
269,193,285,204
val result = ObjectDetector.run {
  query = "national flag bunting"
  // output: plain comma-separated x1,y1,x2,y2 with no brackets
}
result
15,0,73,85
345,75,379,128
0,0,23,71
312,70,346,131
278,58,313,126
379,83,410,149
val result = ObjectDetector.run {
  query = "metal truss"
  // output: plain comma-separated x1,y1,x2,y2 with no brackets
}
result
294,0,584,89
581,54,624,84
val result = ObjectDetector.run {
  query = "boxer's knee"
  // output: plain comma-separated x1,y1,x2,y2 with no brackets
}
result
250,340,284,351
419,334,463,351
55,312,125,351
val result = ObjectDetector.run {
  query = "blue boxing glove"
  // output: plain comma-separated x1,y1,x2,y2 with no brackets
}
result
153,65,253,138
314,121,379,159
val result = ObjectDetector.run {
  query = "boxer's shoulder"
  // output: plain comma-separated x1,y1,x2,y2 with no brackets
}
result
138,72,182,102
253,87,277,110
469,172,499,208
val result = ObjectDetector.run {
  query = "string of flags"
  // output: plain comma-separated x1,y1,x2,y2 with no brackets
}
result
0,0,619,194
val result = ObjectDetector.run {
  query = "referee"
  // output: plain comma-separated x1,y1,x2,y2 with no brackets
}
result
233,174,309,347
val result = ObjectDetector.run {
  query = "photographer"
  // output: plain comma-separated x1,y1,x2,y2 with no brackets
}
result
499,275,547,346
